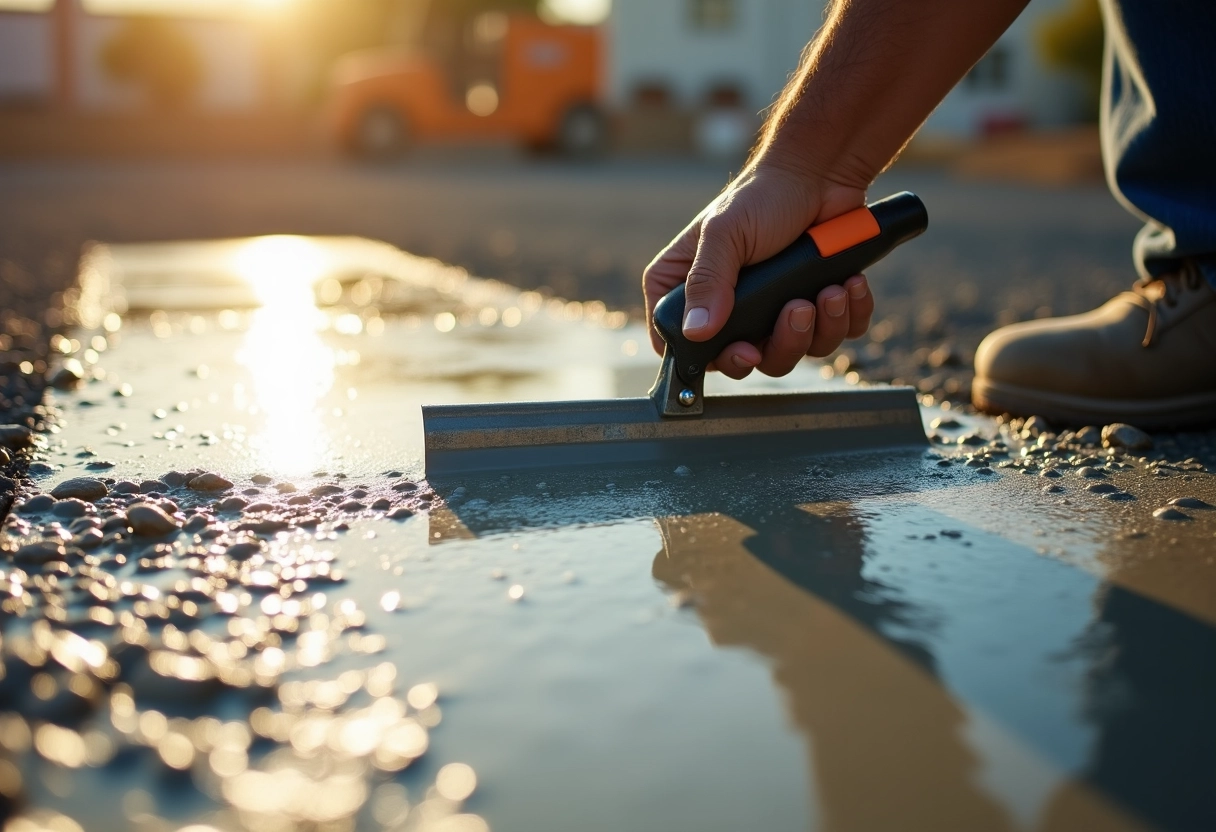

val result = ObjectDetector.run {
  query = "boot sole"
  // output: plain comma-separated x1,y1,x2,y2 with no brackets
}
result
972,377,1216,430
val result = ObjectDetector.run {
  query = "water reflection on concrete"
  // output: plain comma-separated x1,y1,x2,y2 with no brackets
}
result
24,235,1215,831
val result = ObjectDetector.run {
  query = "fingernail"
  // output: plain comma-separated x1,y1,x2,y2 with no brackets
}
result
825,290,847,318
847,277,868,300
731,354,756,369
789,305,815,333
683,306,709,332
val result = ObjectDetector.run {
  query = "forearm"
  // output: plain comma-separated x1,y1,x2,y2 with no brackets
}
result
754,0,1030,187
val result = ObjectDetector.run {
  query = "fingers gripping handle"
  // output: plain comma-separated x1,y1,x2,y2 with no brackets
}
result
651,191,928,388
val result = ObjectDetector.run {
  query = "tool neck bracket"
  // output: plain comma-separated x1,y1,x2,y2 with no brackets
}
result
649,351,704,417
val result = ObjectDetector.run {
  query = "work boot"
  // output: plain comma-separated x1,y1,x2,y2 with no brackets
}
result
972,262,1216,429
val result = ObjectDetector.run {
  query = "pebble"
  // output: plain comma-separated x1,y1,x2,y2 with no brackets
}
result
67,516,100,533
391,481,418,493
1042,484,1064,493
27,461,54,476
251,473,273,484
85,460,115,470
286,495,312,506
188,472,233,492
0,447,9,466
126,503,180,536
370,498,391,511
930,416,962,429
218,496,248,512
13,540,66,564
50,476,108,501
244,501,275,512
274,482,298,494
1102,423,1152,451
310,484,343,497
182,515,209,533
1039,468,1061,478
387,507,414,520
225,541,263,559
1074,426,1101,446
1104,491,1135,501
0,425,33,449
162,471,188,488
1023,415,1051,436
17,494,55,514
112,480,140,495
51,498,90,518
1086,482,1120,494
1168,496,1212,509
1152,507,1189,521
140,479,169,494
674,465,692,477
1076,467,1105,479
71,528,104,550
340,500,366,512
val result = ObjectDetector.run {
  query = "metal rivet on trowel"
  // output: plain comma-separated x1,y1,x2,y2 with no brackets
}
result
677,389,697,408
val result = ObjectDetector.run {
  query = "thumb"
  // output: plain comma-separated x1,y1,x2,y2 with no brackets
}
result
682,215,743,342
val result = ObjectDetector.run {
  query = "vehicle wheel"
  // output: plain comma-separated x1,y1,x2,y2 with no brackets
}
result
557,104,608,158
351,106,409,160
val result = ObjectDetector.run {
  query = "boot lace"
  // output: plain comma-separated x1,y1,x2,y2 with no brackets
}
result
1133,262,1204,347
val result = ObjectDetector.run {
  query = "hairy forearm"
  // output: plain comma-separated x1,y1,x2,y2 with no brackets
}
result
753,0,1030,187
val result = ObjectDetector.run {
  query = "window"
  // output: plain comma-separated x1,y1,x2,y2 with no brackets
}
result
965,45,1011,91
689,0,735,32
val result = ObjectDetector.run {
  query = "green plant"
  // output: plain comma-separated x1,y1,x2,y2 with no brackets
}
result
1037,0,1105,119
100,17,203,110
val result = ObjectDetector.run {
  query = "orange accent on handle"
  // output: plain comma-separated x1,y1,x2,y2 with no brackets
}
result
807,206,881,257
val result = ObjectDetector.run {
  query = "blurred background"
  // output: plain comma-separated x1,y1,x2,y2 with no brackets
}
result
0,0,1119,403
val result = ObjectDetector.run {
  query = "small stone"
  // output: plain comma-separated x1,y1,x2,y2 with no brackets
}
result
1077,467,1105,479
286,495,311,506
1042,484,1064,494
1152,507,1189,521
975,466,994,475
1023,415,1051,437
187,473,233,492
14,541,66,564
1039,468,1061,478
16,494,55,514
218,496,248,512
310,484,343,497
251,474,272,485
339,500,366,512
1074,426,1101,446
0,425,33,450
1104,491,1135,501
181,514,209,533
51,476,108,501
674,465,692,477
85,460,116,470
140,480,169,494
391,481,418,493
1168,496,1212,509
930,416,962,430
274,482,297,494
68,516,100,533
162,471,188,488
1086,482,1119,494
225,541,263,559
958,434,986,446
0,447,9,466
126,503,180,536
370,497,391,511
27,461,53,476
387,506,414,520
112,480,140,495
1102,423,1152,451
51,498,90,518
49,365,84,390
72,528,104,550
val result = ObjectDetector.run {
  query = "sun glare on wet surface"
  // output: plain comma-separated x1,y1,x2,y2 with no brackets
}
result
232,235,334,477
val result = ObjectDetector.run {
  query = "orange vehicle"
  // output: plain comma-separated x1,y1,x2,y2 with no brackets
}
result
329,11,605,158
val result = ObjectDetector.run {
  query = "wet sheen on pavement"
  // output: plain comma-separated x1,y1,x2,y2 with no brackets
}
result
3,236,1214,832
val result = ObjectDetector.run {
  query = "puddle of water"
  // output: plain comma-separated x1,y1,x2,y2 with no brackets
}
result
7,235,1214,832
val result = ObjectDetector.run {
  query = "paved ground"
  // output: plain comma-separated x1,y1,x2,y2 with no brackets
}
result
0,238,1212,832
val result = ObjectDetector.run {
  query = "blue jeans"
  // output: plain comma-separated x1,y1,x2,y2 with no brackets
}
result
1101,0,1216,286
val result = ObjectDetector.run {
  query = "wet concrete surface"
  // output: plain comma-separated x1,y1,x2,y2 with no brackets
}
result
1,235,1215,831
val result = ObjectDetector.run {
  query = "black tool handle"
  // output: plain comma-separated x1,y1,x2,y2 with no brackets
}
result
652,191,927,386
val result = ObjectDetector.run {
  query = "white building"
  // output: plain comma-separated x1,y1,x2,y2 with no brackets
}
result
0,0,268,112
608,0,1090,140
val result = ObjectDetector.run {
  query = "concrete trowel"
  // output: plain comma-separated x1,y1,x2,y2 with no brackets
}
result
423,192,929,477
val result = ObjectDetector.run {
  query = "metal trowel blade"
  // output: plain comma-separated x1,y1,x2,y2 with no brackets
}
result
423,387,926,478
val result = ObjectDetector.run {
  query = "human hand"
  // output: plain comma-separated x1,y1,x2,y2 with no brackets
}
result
643,164,875,379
